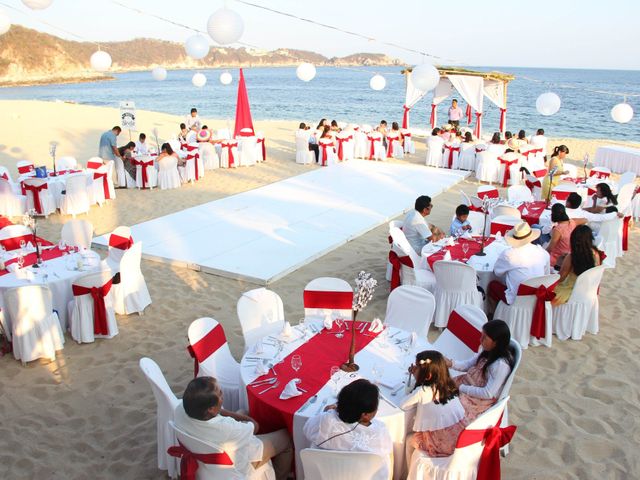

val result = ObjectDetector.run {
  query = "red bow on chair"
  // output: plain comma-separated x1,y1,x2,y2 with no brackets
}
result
186,323,227,377
22,182,48,214
185,154,200,181
444,145,460,169
498,157,518,187
516,282,558,339
222,142,236,167
93,171,111,199
319,142,334,166
256,137,266,161
132,159,155,188
72,279,113,336
336,136,351,161
388,250,414,291
622,216,631,251
456,419,517,480
367,135,379,160
167,442,233,480
386,137,399,158
109,234,134,250
525,177,541,192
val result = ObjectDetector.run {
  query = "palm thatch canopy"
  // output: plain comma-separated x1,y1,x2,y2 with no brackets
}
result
401,66,515,83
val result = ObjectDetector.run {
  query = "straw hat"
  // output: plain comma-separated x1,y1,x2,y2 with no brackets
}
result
197,129,211,142
505,221,541,248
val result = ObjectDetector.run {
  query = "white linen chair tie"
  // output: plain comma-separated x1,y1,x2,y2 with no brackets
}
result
383,285,435,337
301,449,386,480
431,305,487,361
69,269,118,343
158,156,181,190
112,242,151,316
237,287,286,352
433,261,483,328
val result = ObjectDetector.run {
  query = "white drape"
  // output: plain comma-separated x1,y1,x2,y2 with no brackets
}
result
403,73,428,128
447,75,485,138
429,78,453,128
484,79,507,132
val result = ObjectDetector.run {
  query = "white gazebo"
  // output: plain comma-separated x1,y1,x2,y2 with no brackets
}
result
402,67,515,139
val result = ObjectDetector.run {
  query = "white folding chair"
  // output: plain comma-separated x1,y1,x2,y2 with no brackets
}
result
22,177,56,216
301,448,386,480
303,277,353,321
507,185,533,203
158,156,181,190
139,358,180,479
188,317,240,411
4,285,64,364
493,274,560,349
433,261,483,328
425,136,445,167
552,265,605,341
61,219,94,249
56,156,78,171
383,285,435,337
597,217,623,267
431,305,487,361
199,142,220,170
389,227,436,292
112,242,151,316
295,135,314,165
68,269,118,343
60,174,91,217
237,288,285,352
0,178,26,217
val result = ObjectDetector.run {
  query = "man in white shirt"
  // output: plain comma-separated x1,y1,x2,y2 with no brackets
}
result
296,122,319,163
186,107,201,130
135,133,148,154
490,222,550,305
174,377,293,480
402,195,445,254
529,128,548,157
448,99,463,127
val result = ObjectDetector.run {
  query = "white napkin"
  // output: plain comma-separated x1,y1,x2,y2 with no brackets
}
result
323,315,333,330
369,318,384,333
447,237,455,246
443,250,452,261
281,321,292,338
26,241,34,251
255,360,269,375
279,379,303,400
7,263,19,273
495,231,503,240
522,207,529,215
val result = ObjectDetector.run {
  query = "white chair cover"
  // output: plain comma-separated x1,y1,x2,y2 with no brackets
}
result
4,285,64,363
303,277,353,321
60,174,91,217
16,160,35,177
158,156,181,190
386,134,404,159
386,220,405,281
56,156,78,171
91,164,115,205
618,171,636,190
112,242,151,315
457,143,476,170
365,132,385,161
295,135,314,165
477,185,499,199
431,305,487,361
551,183,577,202
490,215,520,235
552,265,605,341
353,130,368,159
113,156,126,187
188,317,241,411
237,288,285,351
139,358,180,478
475,151,500,183
402,129,415,154
199,142,220,170
318,139,337,166
105,225,132,271
61,219,93,249
69,269,118,343
425,136,445,167
389,227,436,292
443,142,460,169
238,136,259,167
179,150,203,184
301,448,385,480
466,211,486,236
433,261,483,328
336,132,355,161
598,218,623,267
496,152,522,186
493,274,560,349
507,185,533,203
0,178,26,217
492,205,522,219
384,285,435,337
22,177,56,216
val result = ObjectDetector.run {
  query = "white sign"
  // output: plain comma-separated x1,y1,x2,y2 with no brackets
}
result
120,101,136,130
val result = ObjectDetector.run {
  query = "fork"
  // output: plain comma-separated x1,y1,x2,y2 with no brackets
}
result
250,377,276,387
258,381,280,395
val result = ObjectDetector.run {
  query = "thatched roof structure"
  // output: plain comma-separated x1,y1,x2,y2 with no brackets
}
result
401,66,515,83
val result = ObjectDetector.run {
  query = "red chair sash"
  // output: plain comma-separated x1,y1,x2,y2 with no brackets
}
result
132,159,155,188
475,147,485,154
182,144,199,152
498,157,518,187
93,172,111,199
404,132,412,138
623,216,631,251
256,137,266,160
367,135,380,160
444,145,461,169
0,173,7,181
516,281,558,339
319,142,334,166
386,137,400,158
0,234,35,251
388,250,414,291
336,137,351,161
303,289,353,310
447,310,482,352
525,178,541,192
186,323,227,377
455,416,517,480
490,222,515,236
478,188,498,199
72,279,113,336
17,164,34,175
87,160,103,170
22,182,48,214
167,441,233,480
109,233,133,250
184,154,200,180
222,142,236,167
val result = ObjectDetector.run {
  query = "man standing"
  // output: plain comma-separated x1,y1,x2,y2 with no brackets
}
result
448,99,463,127
98,126,122,163
402,195,445,254
186,107,201,130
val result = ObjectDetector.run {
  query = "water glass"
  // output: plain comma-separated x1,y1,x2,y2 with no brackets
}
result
291,354,302,373
20,239,26,250
462,243,470,260
17,254,24,269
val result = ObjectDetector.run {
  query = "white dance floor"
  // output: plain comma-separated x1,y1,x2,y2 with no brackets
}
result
94,160,468,283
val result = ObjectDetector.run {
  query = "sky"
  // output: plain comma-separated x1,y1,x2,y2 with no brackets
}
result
1,0,640,70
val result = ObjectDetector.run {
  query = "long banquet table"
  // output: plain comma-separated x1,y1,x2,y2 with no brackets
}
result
595,145,640,174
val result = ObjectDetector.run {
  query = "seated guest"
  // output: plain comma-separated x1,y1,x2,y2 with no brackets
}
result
546,204,585,268
403,195,445,254
389,121,404,144
450,204,472,237
529,128,548,156
186,125,198,144
487,132,506,154
157,142,184,166
178,123,188,143
175,377,293,480
583,183,617,213
319,125,333,140
553,225,604,305
445,320,514,420
118,141,137,187
297,122,318,163
564,192,620,233
377,120,388,136
463,131,474,143
330,120,341,132
439,124,452,142
502,131,512,146
402,351,468,463
489,222,550,305
135,133,149,154
304,379,392,480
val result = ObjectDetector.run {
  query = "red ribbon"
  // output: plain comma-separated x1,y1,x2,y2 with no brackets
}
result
499,108,506,132
498,157,518,187
17,164,34,175
22,182,48,214
466,104,472,125
133,159,155,188
402,105,410,129
109,233,134,250
474,111,482,139
455,417,517,480
319,142,334,166
475,147,485,154
167,441,233,480
623,216,631,251
516,282,558,339
1,234,35,251
256,137,266,161
447,310,482,352
478,188,498,199
367,135,380,160
72,279,113,336
303,290,353,310
525,178,541,192
93,172,111,199
87,160,103,170
182,144,199,152
444,145,461,169
388,250,414,291
0,173,7,181
336,136,351,161
222,142,236,167
186,323,227,378
430,103,437,129
386,137,400,158
185,154,200,181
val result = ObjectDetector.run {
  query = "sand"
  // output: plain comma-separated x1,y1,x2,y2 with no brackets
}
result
0,99,638,479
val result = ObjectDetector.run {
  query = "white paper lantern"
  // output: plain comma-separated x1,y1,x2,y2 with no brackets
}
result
370,74,386,91
412,64,440,92
207,8,244,45
296,63,316,82
90,50,112,72
185,34,210,60
151,67,167,81
192,73,207,88
536,92,561,116
219,71,233,85
21,0,53,10
611,102,634,123
0,9,10,36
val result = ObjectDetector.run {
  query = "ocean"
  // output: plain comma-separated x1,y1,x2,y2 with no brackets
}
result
1,66,638,141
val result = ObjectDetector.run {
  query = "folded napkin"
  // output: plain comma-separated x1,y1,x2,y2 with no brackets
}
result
323,315,333,330
521,207,529,215
443,250,452,261
369,318,384,333
255,360,269,375
279,379,303,400
447,237,455,246
495,231,503,240
281,321,293,338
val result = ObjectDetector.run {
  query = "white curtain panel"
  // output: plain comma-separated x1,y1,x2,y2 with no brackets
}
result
483,79,506,109
405,72,427,110
447,75,484,113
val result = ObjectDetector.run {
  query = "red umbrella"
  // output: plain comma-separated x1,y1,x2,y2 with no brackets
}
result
233,68,255,138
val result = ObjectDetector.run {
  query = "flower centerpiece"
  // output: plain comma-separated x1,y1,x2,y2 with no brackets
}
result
475,196,499,257
22,208,42,268
49,141,58,176
341,271,377,372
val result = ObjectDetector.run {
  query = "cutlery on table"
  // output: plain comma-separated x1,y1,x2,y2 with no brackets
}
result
258,381,280,395
391,384,405,396
250,378,277,387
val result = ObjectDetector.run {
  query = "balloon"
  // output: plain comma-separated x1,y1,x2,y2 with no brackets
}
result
90,51,112,72
0,9,10,36
207,7,244,45
536,92,561,116
411,64,440,92
219,71,233,85
369,74,386,91
611,102,634,123
184,34,210,60
21,0,53,10
151,67,167,81
192,73,207,88
296,63,316,82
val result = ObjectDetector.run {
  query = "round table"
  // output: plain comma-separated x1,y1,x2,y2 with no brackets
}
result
18,171,93,208
240,321,431,480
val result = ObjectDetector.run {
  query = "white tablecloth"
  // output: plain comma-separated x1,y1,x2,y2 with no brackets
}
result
595,145,640,174
18,172,94,208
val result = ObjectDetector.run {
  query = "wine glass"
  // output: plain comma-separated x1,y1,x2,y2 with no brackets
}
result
17,254,24,269
462,242,470,261
19,239,26,250
291,354,302,373
335,317,344,339
330,366,341,395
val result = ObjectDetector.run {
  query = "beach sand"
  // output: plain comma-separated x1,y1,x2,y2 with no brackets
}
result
0,100,638,479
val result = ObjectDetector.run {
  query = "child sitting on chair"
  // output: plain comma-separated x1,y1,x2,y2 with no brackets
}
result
450,204,472,237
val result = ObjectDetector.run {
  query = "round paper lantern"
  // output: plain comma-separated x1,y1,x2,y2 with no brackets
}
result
412,64,440,92
184,34,210,60
296,63,316,82
90,50,112,72
0,9,10,36
219,71,232,85
611,102,634,123
151,67,167,81
370,74,386,91
207,7,244,45
21,0,53,10
192,73,207,88
536,92,561,116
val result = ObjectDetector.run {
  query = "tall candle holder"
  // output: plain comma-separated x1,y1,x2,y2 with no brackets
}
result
49,141,58,176
22,209,42,268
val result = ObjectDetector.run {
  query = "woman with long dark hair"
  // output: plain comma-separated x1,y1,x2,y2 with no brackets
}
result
584,182,618,213
541,145,570,199
546,204,585,268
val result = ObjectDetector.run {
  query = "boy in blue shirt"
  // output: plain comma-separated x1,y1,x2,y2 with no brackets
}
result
450,204,472,236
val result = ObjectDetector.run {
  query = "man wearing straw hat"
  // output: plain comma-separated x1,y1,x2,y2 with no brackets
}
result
489,222,550,306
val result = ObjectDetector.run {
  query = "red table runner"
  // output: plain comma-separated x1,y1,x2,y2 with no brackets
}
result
0,215,55,250
247,321,380,434
426,237,495,270
517,201,547,226
0,246,72,276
